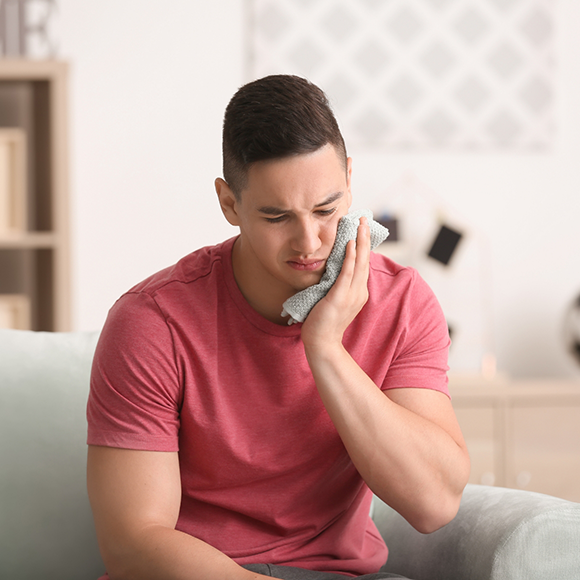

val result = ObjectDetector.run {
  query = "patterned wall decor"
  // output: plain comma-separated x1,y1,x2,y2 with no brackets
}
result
248,0,556,149
374,172,496,374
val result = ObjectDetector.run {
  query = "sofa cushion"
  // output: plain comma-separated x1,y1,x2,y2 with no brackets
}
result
0,329,104,580
373,484,580,580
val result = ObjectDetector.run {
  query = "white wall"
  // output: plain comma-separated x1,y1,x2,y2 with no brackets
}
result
59,0,244,327
59,0,580,378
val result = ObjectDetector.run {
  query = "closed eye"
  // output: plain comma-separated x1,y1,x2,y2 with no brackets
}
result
264,215,288,223
316,208,337,217
263,207,337,223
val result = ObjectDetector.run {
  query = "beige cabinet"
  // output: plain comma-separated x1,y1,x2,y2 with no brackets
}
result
0,60,69,331
450,377,580,502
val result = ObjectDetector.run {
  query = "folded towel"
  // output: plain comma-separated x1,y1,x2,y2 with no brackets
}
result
281,209,389,325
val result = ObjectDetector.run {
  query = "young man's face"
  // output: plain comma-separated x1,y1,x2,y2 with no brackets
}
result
218,144,352,317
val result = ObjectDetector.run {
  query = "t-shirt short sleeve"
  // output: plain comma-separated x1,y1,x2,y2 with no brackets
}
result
381,268,451,396
87,292,182,451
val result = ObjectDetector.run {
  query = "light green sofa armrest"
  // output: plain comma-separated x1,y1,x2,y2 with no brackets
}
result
372,483,580,580
0,329,104,580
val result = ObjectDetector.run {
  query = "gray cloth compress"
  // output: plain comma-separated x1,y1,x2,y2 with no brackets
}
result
281,209,389,325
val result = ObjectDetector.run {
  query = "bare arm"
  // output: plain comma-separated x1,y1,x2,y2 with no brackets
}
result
87,445,268,580
301,219,470,534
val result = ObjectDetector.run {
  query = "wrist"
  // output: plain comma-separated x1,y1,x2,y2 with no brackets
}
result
302,336,346,363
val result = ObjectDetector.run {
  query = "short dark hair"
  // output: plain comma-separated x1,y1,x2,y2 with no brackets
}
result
222,75,347,198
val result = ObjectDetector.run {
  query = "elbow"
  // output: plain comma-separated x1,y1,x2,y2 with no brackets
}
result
408,490,463,534
98,524,179,580
105,557,150,580
412,509,456,535
414,457,470,534
98,537,145,580
100,551,134,580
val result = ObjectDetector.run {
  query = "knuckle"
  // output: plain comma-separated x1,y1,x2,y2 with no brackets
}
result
361,289,369,305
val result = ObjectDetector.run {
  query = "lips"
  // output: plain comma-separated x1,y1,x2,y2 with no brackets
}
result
287,259,325,272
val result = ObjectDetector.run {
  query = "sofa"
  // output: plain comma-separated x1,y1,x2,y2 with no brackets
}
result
1,328,579,580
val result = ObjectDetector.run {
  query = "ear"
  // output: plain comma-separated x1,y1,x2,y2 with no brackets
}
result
215,178,241,226
345,157,353,209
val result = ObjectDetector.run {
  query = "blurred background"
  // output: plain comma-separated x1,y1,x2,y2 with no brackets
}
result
1,0,579,379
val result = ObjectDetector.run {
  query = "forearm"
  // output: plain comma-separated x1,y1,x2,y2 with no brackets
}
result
304,342,469,533
103,525,267,580
87,447,268,580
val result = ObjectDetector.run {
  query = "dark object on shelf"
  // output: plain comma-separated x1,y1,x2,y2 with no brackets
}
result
376,215,399,242
427,224,463,265
447,323,454,341
564,293,580,366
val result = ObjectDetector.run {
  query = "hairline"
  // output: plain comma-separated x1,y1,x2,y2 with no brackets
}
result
230,143,348,202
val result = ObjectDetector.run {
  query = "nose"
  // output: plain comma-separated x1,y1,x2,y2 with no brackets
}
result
291,217,322,256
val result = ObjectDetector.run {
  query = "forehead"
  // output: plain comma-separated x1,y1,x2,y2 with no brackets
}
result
242,145,348,207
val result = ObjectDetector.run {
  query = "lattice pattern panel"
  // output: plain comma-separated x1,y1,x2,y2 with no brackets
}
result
248,0,556,149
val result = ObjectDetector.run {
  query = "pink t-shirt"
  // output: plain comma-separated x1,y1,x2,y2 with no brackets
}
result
87,236,450,577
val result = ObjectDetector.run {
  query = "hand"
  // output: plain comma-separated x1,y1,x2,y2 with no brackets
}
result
301,217,371,351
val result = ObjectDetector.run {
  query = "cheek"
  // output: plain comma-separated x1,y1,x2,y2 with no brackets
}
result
251,225,284,257
323,216,342,244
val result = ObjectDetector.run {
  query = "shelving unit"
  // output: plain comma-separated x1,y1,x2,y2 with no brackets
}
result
0,60,69,331
449,376,580,502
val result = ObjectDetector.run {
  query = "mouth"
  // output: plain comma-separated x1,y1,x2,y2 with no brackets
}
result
286,259,326,272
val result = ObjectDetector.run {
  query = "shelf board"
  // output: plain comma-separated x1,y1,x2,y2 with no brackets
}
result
0,59,67,80
0,231,58,249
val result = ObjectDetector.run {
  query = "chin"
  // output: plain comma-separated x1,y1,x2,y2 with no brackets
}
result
292,274,323,292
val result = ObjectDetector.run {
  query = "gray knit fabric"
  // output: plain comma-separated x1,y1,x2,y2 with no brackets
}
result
281,209,389,325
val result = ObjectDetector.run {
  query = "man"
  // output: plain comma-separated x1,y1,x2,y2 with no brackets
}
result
87,75,470,580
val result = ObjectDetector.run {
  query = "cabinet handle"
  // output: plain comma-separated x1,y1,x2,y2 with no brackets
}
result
516,471,532,488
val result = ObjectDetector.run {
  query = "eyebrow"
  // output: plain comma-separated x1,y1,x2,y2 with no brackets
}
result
257,191,344,215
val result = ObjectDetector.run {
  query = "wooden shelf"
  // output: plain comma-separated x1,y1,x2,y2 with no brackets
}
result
0,60,70,331
450,376,580,502
0,59,67,80
0,231,58,248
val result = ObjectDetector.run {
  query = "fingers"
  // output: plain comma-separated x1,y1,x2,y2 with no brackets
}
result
352,217,371,287
332,217,371,295
303,218,371,342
